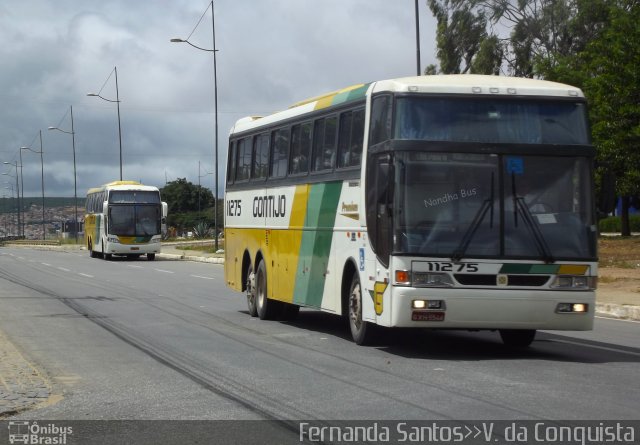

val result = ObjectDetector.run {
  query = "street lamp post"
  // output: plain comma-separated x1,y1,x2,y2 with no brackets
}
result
21,130,46,240
415,0,421,76
198,160,213,215
3,184,15,235
49,105,79,243
88,66,123,181
171,0,220,251
2,163,20,238
19,149,24,237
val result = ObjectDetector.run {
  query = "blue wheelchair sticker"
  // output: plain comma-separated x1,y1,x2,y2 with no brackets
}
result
506,157,524,175
359,248,365,271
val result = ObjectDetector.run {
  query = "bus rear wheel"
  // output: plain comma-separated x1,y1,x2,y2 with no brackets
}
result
348,273,375,345
499,329,536,347
246,263,258,317
255,260,280,320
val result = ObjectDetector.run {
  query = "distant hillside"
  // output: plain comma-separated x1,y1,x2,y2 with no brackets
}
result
0,197,85,214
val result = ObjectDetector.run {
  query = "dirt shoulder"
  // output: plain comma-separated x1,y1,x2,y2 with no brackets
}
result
597,267,640,306
597,236,640,307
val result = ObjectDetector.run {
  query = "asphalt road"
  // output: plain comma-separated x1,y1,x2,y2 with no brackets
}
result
1,247,639,425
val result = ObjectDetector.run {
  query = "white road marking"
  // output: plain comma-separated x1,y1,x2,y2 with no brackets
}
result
42,263,52,267
190,274,214,280
154,269,174,274
78,273,94,278
127,265,144,269
58,267,70,272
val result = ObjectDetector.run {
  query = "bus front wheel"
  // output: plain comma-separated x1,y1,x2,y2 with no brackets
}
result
255,260,280,320
348,273,375,345
147,253,155,261
102,240,112,260
499,329,536,347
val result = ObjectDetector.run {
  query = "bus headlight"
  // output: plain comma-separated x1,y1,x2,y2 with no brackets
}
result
556,303,589,313
412,272,454,288
412,299,444,309
550,276,596,290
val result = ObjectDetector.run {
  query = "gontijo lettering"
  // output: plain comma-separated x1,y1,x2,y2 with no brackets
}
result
253,195,286,218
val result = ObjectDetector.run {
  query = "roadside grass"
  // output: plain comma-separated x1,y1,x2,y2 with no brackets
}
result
598,236,640,269
174,239,224,255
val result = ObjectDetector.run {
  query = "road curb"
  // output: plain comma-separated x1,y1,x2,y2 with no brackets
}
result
157,253,224,264
596,303,640,321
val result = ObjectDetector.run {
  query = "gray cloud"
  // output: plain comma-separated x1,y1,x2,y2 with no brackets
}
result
1,0,436,197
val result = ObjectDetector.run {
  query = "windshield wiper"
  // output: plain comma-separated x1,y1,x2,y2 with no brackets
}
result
511,174,555,263
452,173,495,262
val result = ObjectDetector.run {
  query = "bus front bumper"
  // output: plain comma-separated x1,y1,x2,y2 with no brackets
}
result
388,288,595,331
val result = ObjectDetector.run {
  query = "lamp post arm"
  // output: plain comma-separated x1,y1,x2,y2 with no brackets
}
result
115,66,123,181
71,105,78,242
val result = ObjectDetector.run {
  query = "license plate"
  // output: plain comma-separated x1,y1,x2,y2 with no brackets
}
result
412,311,445,322
131,247,139,251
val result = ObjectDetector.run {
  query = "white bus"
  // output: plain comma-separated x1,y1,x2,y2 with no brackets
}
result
85,181,167,261
224,75,597,346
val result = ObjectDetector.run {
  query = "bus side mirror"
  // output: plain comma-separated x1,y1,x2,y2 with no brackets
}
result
103,201,109,216
162,202,168,219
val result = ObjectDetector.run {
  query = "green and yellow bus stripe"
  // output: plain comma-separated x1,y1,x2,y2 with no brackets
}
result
293,181,342,307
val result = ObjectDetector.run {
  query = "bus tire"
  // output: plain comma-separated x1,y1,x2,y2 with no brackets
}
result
499,329,536,347
348,273,375,345
102,240,112,260
88,240,97,258
255,260,279,320
246,263,258,317
147,253,155,261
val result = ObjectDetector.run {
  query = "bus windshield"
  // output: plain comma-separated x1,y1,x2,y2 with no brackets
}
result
394,97,589,145
395,152,596,260
109,204,161,236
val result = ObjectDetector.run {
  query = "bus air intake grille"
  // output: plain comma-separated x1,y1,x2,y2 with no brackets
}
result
454,274,550,286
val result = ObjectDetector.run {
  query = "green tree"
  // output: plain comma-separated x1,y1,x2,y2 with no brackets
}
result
160,178,213,214
426,0,610,77
427,0,492,74
561,0,640,235
160,178,216,234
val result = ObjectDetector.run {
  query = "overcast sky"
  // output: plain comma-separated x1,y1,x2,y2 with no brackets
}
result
1,0,436,198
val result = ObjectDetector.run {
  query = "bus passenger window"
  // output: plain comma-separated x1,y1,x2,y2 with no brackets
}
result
369,95,391,145
349,109,365,167
290,122,311,175
235,138,251,181
227,141,237,184
338,112,353,168
338,109,365,168
312,116,337,172
270,128,289,178
252,133,269,180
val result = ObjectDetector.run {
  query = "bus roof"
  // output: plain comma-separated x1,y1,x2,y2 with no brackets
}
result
230,75,584,135
371,74,584,98
86,180,159,195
